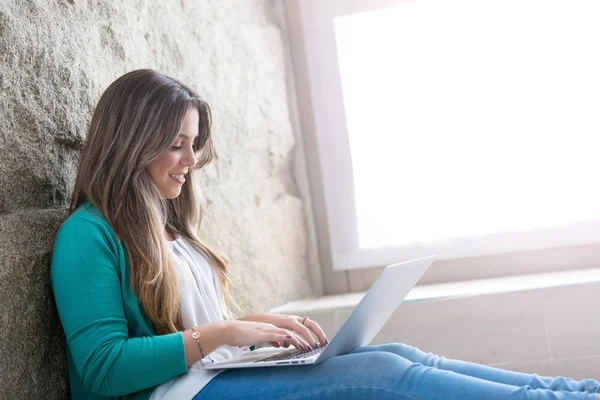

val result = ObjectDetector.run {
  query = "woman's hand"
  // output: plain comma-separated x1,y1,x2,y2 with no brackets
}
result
221,320,305,350
239,313,328,351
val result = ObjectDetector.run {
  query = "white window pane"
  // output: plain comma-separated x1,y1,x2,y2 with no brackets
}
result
334,0,600,249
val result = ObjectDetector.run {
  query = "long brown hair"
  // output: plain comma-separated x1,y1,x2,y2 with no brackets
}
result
70,69,233,334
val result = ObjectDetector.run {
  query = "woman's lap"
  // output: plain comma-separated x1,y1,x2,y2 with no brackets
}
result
193,343,600,400
194,351,417,400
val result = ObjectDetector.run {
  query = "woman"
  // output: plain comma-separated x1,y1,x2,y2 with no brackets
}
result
51,69,600,400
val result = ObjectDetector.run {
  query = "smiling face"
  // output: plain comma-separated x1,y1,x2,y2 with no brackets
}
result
147,107,199,199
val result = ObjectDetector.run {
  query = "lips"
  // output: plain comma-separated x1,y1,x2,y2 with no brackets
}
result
169,174,185,184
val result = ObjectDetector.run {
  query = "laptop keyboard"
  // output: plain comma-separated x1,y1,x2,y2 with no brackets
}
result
255,345,326,363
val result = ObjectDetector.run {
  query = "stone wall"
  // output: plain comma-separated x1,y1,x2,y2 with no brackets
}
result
0,0,314,397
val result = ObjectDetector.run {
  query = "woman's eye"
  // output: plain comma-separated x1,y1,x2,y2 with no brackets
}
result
171,144,183,150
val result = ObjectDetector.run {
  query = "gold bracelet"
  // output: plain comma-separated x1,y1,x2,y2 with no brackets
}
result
191,326,214,366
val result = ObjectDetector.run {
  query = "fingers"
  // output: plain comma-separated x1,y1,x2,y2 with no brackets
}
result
233,320,308,350
264,326,305,351
254,318,328,353
264,319,311,352
290,322,317,349
266,332,293,344
289,331,310,350
296,317,328,349
309,319,329,347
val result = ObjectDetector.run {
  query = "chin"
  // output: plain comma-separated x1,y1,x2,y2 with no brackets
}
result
161,188,182,200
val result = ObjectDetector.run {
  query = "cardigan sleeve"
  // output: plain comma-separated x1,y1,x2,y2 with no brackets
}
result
50,216,189,397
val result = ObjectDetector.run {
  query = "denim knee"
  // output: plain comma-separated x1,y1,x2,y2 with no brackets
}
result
374,343,448,368
358,350,411,371
376,343,425,360
378,343,417,354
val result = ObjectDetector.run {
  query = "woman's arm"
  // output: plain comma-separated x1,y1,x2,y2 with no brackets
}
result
183,319,307,366
51,218,190,397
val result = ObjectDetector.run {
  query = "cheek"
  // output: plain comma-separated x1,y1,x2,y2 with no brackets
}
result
148,152,179,179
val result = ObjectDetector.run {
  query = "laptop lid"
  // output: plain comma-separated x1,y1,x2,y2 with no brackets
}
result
315,255,435,363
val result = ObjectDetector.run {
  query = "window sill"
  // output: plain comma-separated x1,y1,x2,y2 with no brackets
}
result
270,267,600,315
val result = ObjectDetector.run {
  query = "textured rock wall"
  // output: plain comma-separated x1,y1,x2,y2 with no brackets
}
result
0,0,313,397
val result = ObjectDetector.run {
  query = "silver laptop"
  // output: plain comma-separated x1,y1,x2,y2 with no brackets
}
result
205,255,435,369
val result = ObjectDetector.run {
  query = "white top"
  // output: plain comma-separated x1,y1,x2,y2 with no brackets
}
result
150,235,249,400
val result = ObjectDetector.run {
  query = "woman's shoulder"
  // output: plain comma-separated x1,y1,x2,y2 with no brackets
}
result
68,200,108,223
52,201,124,277
55,201,117,245
51,202,126,297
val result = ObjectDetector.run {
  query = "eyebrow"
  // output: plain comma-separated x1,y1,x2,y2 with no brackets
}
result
178,133,199,140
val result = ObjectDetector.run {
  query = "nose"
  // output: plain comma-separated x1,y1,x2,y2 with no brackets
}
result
181,145,197,168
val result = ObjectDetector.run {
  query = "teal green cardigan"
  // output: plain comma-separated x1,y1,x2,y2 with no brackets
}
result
51,201,189,400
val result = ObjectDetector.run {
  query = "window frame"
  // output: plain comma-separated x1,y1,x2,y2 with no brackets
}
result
283,0,600,281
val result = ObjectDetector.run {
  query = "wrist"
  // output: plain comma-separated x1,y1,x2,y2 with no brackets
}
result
218,320,234,346
238,313,266,323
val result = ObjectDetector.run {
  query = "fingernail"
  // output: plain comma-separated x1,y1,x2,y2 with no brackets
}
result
315,342,320,348
283,341,290,348
299,343,304,349
286,335,292,339
307,345,313,351
325,338,329,345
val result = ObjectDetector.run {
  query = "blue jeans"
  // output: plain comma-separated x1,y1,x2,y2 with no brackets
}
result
193,343,600,400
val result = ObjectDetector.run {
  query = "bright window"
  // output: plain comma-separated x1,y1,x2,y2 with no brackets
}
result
296,0,600,269
334,0,600,249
